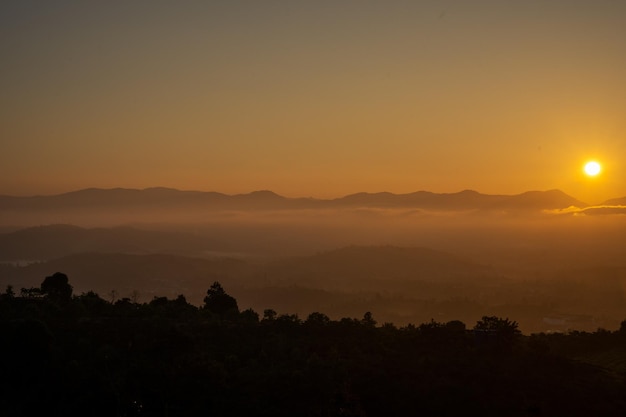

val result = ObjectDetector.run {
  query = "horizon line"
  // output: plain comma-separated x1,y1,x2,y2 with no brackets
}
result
0,185,606,202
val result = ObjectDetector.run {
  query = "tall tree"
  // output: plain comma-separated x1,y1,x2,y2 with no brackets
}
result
40,272,73,304
203,281,239,316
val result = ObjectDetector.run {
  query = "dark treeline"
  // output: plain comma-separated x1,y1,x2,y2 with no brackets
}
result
2,273,626,416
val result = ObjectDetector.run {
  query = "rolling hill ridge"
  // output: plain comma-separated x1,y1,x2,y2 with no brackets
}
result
0,187,591,211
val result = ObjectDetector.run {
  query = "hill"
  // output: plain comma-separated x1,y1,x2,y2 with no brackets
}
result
4,290,626,416
602,196,626,206
333,189,587,210
0,187,589,213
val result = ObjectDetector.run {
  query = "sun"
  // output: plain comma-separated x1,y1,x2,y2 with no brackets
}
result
584,161,601,177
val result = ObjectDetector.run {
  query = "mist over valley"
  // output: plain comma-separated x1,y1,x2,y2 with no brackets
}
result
2,187,625,333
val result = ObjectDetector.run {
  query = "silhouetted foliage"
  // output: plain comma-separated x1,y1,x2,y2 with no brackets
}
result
203,281,239,316
3,285,15,298
75,290,110,316
239,308,260,323
40,271,73,304
473,315,521,352
474,315,520,333
306,311,331,326
263,308,277,321
2,273,626,416
361,311,377,327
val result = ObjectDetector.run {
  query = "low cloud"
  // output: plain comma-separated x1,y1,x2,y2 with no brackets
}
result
545,205,626,216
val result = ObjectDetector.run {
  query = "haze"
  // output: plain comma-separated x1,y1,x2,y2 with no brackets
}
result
2,2,626,333
2,1,626,203
1,188,625,334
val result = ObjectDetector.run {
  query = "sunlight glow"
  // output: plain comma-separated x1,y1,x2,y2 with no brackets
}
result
584,161,601,177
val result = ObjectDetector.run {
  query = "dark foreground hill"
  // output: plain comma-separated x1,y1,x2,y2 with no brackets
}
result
2,285,626,417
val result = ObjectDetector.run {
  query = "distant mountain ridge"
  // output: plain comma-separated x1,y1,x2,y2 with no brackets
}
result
601,196,626,206
334,189,586,210
0,187,589,211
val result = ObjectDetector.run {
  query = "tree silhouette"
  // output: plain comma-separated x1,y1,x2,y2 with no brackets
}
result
4,278,626,416
263,309,277,321
76,291,110,316
474,316,520,334
3,285,15,298
240,308,260,323
473,316,520,352
40,272,72,304
361,311,377,327
306,312,331,326
203,281,239,316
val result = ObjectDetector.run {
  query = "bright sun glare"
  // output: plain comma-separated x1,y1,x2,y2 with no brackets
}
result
584,161,602,177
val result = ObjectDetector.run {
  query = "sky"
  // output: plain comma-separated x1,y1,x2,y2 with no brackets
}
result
1,1,625,203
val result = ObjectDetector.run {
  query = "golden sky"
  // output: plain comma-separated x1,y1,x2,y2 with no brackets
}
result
1,1,625,203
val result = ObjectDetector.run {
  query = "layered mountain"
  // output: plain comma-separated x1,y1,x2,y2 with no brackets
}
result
0,187,293,210
0,187,589,212
601,196,626,206
333,189,586,210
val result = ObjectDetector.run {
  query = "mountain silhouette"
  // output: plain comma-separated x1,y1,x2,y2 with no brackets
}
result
0,187,591,212
601,196,626,206
485,189,587,210
333,189,587,210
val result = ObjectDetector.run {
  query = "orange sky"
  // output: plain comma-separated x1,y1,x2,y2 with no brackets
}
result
1,1,625,203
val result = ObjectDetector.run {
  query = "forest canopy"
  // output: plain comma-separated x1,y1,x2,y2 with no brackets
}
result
2,275,626,416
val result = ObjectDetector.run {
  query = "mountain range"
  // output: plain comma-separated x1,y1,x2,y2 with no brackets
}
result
0,187,608,211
